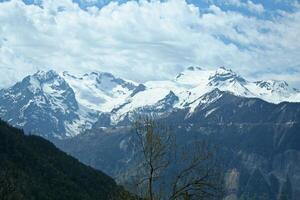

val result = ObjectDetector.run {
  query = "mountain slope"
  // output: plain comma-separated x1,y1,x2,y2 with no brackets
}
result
0,70,97,139
62,71,138,112
0,119,134,200
56,91,300,200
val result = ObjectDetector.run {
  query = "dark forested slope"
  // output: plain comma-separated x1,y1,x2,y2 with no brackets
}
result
0,119,133,200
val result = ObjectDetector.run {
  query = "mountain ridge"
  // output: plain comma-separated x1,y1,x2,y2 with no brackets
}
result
0,66,299,138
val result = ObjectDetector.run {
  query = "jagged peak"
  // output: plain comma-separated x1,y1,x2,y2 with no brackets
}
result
20,70,74,96
33,70,60,80
64,70,138,93
254,80,294,97
175,66,203,78
20,70,66,91
82,71,115,79
174,66,213,85
186,66,203,71
215,66,234,74
161,90,179,101
255,80,289,89
130,84,146,97
154,91,179,109
209,67,246,85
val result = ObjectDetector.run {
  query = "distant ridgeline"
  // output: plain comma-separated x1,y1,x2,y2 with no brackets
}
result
0,119,134,200
1,67,299,139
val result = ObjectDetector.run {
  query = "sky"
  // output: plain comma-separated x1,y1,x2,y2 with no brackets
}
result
0,0,300,88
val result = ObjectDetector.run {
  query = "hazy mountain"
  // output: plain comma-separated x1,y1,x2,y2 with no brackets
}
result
55,90,300,200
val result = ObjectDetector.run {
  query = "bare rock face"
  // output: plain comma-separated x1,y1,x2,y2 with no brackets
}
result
0,70,86,139
224,168,240,200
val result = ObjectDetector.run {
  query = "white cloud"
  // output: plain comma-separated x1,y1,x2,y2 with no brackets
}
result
0,0,299,88
246,1,264,13
220,0,265,13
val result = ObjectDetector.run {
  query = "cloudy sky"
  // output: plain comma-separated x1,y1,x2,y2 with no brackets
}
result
0,0,300,88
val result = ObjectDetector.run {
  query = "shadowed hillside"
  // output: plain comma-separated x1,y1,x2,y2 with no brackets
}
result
0,119,134,200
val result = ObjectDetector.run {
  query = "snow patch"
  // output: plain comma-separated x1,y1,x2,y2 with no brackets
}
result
205,107,218,118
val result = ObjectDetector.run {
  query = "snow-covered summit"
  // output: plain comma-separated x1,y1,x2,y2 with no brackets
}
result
33,70,60,80
173,66,300,104
1,67,300,139
116,66,300,119
175,66,213,86
28,70,75,100
62,71,138,112
109,66,300,122
255,80,289,92
208,67,246,86
246,79,299,103
0,70,96,138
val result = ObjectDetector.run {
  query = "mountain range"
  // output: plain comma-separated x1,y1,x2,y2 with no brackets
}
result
0,66,299,199
0,66,299,139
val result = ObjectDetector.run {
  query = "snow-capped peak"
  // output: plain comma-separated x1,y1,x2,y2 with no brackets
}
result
21,70,68,95
62,71,138,112
0,70,95,138
175,66,214,86
186,66,203,71
208,67,246,86
255,80,289,92
33,70,60,80
173,66,300,105
1,67,300,139
215,66,233,74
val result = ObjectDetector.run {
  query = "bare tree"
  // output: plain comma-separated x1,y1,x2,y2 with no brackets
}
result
131,115,173,200
130,115,223,200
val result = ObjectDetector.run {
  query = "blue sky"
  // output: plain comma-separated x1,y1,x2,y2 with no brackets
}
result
18,0,299,13
0,0,299,87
